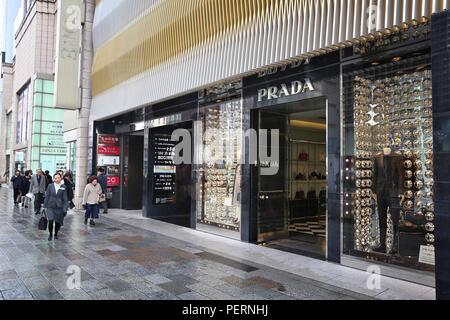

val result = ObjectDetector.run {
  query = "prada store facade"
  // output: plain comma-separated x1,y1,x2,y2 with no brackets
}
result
93,15,450,298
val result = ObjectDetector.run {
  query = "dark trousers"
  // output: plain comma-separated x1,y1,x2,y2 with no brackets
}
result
13,188,21,204
34,193,44,214
85,204,100,220
48,221,61,236
377,189,401,250
100,199,108,213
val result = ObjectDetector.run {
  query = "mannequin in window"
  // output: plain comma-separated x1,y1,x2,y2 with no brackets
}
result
373,146,405,254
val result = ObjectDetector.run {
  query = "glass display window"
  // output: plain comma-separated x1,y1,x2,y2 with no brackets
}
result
196,99,243,233
343,54,435,272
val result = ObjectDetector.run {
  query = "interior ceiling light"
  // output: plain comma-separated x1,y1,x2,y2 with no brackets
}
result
290,120,326,130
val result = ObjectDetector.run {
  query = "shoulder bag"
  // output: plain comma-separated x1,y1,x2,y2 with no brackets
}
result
38,209,48,231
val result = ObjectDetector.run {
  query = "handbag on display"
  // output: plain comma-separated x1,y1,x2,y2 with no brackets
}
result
298,150,309,161
38,209,48,231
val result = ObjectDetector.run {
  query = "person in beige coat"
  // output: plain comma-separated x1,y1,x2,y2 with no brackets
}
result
82,176,103,226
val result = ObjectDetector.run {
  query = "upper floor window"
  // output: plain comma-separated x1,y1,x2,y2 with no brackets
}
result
16,85,29,144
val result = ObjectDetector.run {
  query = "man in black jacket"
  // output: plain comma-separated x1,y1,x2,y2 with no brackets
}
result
11,170,22,205
97,168,108,214
44,170,53,189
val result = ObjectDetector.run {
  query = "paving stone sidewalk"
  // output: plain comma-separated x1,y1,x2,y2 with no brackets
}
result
0,186,375,300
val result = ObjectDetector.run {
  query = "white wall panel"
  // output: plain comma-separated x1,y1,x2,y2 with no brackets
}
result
91,0,447,120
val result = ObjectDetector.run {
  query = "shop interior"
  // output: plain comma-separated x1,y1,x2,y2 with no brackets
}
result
257,97,328,260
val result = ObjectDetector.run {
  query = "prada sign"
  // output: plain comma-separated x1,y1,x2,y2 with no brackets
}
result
257,79,315,102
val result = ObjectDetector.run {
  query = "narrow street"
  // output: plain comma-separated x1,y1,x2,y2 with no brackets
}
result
0,186,378,300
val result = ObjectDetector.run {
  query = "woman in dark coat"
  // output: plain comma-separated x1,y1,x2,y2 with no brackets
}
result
43,173,69,241
20,170,32,208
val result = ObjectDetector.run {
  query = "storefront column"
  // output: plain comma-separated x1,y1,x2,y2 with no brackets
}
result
75,0,95,207
431,10,450,300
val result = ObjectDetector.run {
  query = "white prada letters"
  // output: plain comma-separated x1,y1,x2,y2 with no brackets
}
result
257,79,315,102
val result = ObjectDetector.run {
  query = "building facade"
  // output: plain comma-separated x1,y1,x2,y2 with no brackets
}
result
88,0,450,299
0,0,82,177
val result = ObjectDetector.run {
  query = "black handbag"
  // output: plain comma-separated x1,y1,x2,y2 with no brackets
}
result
38,209,48,231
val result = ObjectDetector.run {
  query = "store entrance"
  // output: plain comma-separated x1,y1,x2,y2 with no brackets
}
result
121,133,144,210
256,97,327,259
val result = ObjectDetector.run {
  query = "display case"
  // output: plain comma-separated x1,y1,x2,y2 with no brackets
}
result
196,99,243,232
343,55,435,271
289,140,327,200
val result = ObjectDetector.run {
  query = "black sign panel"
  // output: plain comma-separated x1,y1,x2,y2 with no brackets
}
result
153,134,176,205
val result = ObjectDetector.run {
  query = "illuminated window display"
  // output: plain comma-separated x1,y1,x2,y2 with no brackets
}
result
343,55,435,271
196,100,243,232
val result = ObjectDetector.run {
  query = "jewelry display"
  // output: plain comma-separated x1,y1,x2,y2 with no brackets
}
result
352,69,435,254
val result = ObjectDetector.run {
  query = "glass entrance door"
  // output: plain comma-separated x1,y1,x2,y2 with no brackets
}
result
256,98,328,259
257,111,288,243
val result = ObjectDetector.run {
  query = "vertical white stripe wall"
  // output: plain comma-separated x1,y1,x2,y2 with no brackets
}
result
91,0,447,120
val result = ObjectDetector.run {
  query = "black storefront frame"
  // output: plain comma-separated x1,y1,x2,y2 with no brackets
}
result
431,10,450,300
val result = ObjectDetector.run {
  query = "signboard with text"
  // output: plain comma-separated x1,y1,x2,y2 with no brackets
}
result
98,145,121,156
98,135,120,145
153,134,176,205
54,0,83,110
107,176,120,187
97,155,120,166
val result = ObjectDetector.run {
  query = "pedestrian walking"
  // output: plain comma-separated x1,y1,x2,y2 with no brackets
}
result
82,176,102,226
44,170,53,190
63,172,75,209
29,169,47,215
20,170,32,208
43,173,69,241
3,169,10,184
11,170,22,205
97,167,108,214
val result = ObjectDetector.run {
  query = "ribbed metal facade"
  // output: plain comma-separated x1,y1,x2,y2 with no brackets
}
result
91,0,449,120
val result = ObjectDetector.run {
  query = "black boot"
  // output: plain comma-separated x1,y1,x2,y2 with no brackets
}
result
90,220,96,226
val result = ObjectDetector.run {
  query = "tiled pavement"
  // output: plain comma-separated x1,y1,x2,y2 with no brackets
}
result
0,186,397,301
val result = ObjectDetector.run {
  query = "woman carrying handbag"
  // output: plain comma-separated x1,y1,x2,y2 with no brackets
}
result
43,173,69,241
82,176,103,226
